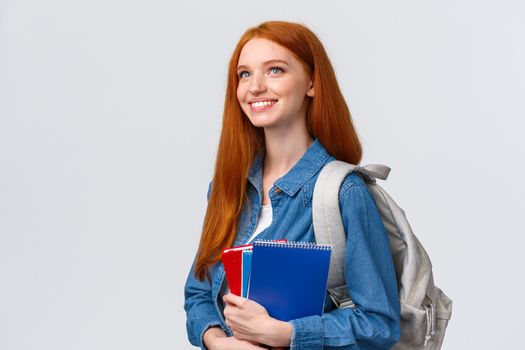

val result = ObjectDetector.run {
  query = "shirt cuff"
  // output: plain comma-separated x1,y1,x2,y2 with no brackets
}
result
196,318,226,350
289,315,324,350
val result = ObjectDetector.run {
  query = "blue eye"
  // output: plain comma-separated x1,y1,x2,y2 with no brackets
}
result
238,71,250,78
269,67,284,74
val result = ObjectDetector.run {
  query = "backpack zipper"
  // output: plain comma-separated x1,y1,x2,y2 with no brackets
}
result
423,297,436,347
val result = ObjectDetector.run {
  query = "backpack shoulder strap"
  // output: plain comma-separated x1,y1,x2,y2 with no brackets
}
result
313,160,357,308
313,160,356,287
313,160,390,308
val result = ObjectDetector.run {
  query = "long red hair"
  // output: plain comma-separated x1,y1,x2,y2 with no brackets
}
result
194,20,362,281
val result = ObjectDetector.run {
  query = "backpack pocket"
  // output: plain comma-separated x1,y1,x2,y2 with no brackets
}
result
395,290,452,350
394,300,429,349
428,288,453,349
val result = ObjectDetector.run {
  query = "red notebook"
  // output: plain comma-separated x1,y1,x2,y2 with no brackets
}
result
222,244,253,296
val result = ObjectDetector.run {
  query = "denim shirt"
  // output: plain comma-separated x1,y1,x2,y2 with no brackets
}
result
184,139,400,350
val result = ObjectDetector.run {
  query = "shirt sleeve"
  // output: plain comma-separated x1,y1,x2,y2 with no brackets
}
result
184,266,226,349
184,263,226,349
184,180,228,349
289,180,401,350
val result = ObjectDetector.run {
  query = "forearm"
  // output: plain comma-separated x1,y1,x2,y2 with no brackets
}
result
203,326,228,350
257,318,293,348
287,305,400,350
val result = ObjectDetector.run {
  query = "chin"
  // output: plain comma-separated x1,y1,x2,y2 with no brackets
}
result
245,114,279,128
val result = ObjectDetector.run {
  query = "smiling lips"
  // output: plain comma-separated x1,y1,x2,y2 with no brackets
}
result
249,99,278,112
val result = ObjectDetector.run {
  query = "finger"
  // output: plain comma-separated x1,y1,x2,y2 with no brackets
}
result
243,340,266,349
223,304,233,318
225,318,233,329
223,304,242,322
223,293,247,307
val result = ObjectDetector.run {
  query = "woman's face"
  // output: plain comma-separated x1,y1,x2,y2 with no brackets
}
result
236,38,314,130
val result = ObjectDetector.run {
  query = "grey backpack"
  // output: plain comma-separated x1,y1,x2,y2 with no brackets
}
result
313,160,452,349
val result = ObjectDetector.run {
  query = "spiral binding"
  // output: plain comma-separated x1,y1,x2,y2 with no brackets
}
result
253,239,332,251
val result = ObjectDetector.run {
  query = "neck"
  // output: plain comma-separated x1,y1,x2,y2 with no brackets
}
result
262,124,313,177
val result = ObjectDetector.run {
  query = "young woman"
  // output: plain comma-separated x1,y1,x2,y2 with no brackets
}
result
184,20,400,350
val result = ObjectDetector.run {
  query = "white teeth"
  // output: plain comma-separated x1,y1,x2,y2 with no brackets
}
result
251,100,276,107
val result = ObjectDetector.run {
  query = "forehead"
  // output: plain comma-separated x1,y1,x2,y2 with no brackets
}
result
238,38,295,66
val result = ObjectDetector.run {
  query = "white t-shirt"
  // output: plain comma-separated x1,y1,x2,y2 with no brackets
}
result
247,203,273,243
220,203,273,296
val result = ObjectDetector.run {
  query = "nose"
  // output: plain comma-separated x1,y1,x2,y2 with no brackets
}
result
248,72,267,95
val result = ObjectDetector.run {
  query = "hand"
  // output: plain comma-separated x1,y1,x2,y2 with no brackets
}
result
223,293,292,348
203,326,265,350
211,336,267,350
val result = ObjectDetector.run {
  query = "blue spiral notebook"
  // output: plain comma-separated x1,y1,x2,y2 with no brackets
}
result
247,240,332,322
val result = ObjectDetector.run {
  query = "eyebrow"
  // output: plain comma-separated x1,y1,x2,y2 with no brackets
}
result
237,59,289,71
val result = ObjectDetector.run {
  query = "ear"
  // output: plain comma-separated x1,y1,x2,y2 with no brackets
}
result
306,80,315,97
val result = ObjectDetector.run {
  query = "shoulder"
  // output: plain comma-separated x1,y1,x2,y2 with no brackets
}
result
337,171,377,214
313,158,369,202
339,171,367,199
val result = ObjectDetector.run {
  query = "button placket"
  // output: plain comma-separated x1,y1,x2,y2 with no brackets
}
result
268,186,283,212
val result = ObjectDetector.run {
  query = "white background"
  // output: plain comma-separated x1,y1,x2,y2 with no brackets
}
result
1,0,524,349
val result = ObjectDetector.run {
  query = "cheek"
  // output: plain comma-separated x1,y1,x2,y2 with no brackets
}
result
236,84,245,102
236,86,250,115
286,79,310,102
271,78,299,97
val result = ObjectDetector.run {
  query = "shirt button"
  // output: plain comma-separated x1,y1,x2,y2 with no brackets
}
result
275,187,282,194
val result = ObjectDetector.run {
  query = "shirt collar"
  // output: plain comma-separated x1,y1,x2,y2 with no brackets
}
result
247,138,331,196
